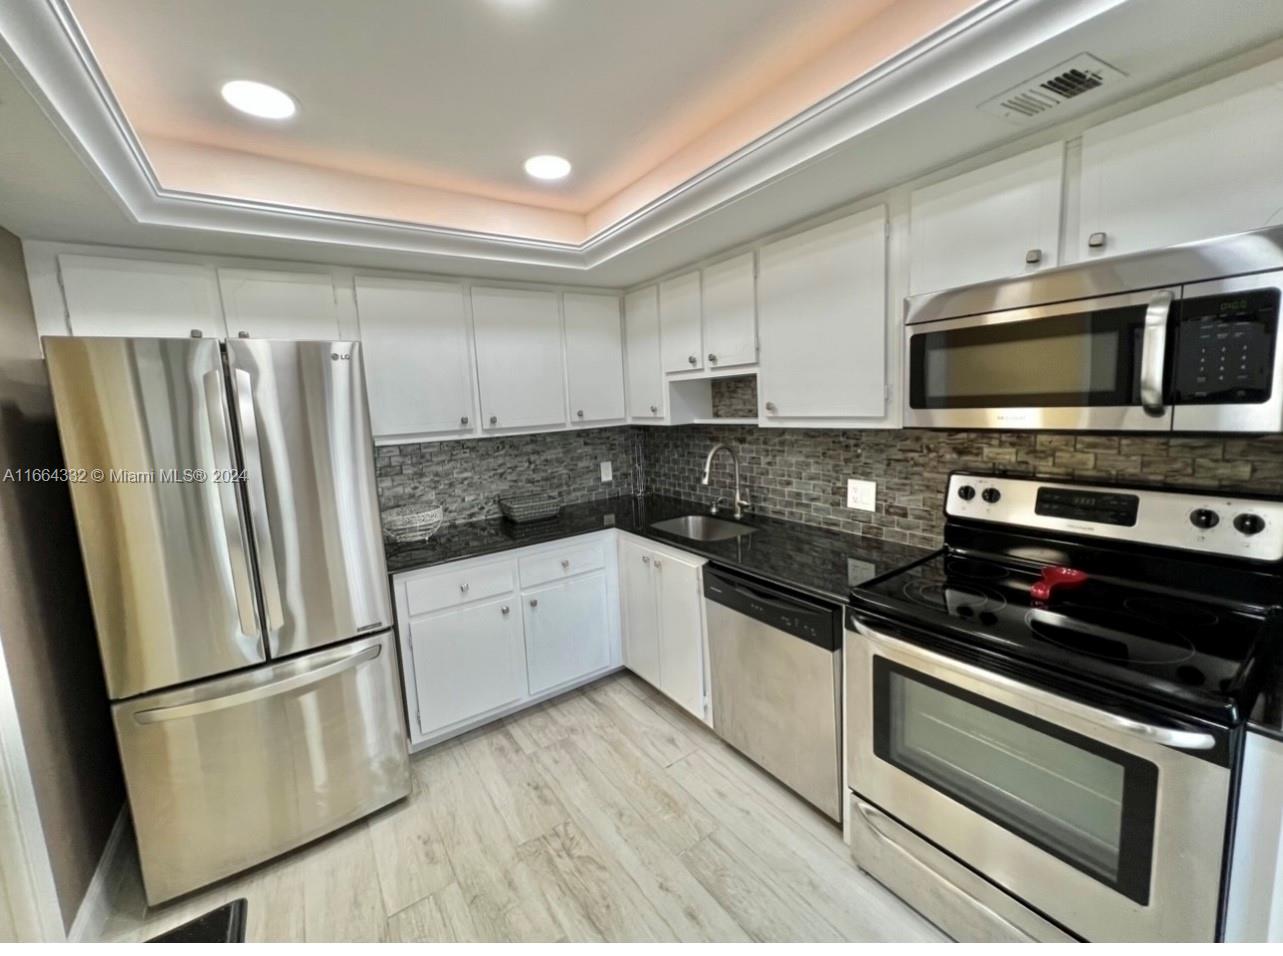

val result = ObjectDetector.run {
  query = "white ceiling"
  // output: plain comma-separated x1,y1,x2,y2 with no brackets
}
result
2,0,1283,287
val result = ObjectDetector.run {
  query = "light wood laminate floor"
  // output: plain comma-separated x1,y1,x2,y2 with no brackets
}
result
95,671,945,943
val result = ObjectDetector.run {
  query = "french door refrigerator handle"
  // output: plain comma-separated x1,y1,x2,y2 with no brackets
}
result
203,369,259,639
853,619,1217,752
232,366,285,632
1140,289,1175,416
132,643,381,724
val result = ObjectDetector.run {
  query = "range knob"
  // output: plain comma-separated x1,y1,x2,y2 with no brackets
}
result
957,485,976,501
1190,508,1220,530
981,488,1002,504
1234,513,1266,536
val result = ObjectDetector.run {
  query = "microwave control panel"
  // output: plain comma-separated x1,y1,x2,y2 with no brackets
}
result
1172,287,1278,404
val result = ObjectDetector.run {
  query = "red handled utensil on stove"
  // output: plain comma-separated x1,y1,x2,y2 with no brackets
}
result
1030,566,1088,603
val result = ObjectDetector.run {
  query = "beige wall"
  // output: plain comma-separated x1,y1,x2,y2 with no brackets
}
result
0,227,123,930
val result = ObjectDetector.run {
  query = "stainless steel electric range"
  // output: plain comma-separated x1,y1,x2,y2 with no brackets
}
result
845,472,1283,943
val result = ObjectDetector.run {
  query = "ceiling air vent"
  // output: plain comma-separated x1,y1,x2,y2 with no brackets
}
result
979,54,1126,125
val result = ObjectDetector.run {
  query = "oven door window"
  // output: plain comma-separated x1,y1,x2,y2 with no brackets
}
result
873,659,1157,904
909,303,1153,409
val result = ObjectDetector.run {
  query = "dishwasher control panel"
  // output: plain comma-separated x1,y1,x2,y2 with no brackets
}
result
702,566,841,650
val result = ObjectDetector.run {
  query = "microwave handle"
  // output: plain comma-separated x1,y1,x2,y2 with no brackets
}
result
1139,289,1175,416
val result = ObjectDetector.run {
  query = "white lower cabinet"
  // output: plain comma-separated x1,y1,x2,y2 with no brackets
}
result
393,533,620,747
618,533,708,721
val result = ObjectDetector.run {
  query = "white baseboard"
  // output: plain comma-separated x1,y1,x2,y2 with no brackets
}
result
68,806,129,943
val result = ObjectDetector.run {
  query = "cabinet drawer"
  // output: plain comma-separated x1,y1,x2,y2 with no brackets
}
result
519,539,605,588
404,560,515,616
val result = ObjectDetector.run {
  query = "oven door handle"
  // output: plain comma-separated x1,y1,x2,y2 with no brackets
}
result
853,620,1218,752
1139,289,1175,417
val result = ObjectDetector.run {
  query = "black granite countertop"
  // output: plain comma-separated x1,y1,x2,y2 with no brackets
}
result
385,494,934,604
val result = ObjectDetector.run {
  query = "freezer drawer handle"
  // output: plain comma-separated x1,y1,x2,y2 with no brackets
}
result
854,620,1216,751
232,368,285,632
203,370,259,639
132,644,381,724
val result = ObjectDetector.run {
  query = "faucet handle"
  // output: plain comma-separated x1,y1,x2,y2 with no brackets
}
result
711,495,728,515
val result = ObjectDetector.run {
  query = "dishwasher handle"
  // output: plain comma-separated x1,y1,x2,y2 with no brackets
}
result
703,566,841,651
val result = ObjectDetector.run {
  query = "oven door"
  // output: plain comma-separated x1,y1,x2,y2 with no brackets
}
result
904,287,1178,430
847,618,1231,942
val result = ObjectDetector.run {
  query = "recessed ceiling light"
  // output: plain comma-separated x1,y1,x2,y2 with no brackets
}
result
524,154,571,181
220,80,296,120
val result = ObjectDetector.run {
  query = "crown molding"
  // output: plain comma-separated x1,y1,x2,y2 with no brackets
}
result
0,0,1125,274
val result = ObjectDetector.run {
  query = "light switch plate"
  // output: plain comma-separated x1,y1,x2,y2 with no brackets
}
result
847,478,876,511
600,460,613,482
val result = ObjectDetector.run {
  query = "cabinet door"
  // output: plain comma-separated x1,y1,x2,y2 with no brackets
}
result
624,286,665,420
523,571,611,695
908,143,1064,295
758,207,887,421
58,254,225,338
218,268,341,340
618,537,661,686
563,292,625,424
355,276,475,438
471,286,566,430
655,552,706,720
659,271,703,373
409,597,526,736
701,253,756,369
1080,58,1283,260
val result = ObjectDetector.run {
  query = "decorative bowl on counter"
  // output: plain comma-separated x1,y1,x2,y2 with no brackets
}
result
384,506,444,543
498,490,562,523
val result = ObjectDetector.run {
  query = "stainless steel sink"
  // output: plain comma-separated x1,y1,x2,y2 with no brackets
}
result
650,514,756,542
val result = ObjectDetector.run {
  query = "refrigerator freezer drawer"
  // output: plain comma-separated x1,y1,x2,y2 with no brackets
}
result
113,631,410,904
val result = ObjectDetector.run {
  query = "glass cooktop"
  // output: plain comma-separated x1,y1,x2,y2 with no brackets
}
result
852,552,1274,722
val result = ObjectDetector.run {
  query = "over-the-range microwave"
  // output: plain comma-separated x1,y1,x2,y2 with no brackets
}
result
904,225,1283,432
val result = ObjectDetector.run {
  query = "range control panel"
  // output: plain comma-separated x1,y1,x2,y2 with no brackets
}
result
947,473,1283,562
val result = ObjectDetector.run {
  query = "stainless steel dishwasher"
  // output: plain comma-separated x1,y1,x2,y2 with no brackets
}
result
703,566,844,821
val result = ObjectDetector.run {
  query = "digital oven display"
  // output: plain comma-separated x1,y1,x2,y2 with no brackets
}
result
1035,488,1140,526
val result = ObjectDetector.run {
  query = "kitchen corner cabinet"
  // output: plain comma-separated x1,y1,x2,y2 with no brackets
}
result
562,292,626,424
393,533,620,748
659,271,703,373
217,268,341,339
624,285,665,420
57,254,226,338
471,286,566,431
757,206,887,422
908,142,1064,295
618,534,708,721
354,275,475,440
1080,57,1283,261
701,252,757,369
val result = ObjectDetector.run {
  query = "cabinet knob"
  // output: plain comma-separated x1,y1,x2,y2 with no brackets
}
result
688,354,697,365
489,415,498,426
707,352,718,363
649,404,658,414
529,598,538,608
459,582,469,593
765,401,777,413
237,330,250,339
189,329,203,338
1025,248,1042,264
501,605,509,615
577,409,584,418
561,559,570,569
641,555,650,565
1088,231,1107,249
460,415,469,426
653,559,662,569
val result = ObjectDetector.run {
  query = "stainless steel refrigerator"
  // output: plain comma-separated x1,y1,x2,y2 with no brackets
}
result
44,336,410,905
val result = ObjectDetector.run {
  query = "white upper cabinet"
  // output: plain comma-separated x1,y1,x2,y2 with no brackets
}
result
58,254,225,338
562,292,626,424
217,268,341,340
701,253,757,369
471,286,566,431
908,143,1064,295
354,276,475,439
659,271,703,373
624,286,665,420
1080,58,1283,260
758,206,888,422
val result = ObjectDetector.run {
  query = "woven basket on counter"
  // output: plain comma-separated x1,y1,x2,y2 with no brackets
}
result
383,506,444,543
498,490,561,523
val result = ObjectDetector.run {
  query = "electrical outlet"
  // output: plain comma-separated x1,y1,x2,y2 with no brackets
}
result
847,478,876,511
600,460,613,482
